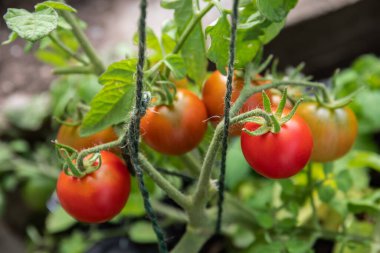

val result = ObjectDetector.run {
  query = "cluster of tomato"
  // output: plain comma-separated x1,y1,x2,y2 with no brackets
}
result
55,70,358,223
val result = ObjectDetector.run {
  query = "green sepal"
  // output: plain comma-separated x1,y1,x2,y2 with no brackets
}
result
241,117,266,125
2,31,18,45
83,153,102,174
262,91,272,113
60,148,83,178
270,114,281,133
242,125,270,136
315,86,364,109
275,87,287,117
280,98,303,124
255,54,273,76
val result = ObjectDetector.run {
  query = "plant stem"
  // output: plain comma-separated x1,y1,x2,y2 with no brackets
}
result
53,65,94,75
180,153,202,175
48,34,88,65
152,201,188,223
297,226,376,245
193,109,271,207
170,226,213,253
76,138,123,170
138,153,192,210
307,163,320,229
231,79,330,117
172,2,213,54
59,10,105,75
371,217,380,253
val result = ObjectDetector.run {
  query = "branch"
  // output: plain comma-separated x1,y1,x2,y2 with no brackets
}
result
53,65,94,75
138,153,192,210
48,34,88,65
59,9,105,75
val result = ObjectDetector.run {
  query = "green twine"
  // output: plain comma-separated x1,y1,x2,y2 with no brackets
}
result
216,0,240,233
125,0,168,252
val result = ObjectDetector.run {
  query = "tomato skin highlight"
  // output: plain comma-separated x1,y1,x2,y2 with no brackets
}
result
140,88,208,155
57,124,118,151
241,114,313,179
56,151,131,223
297,102,358,162
202,71,272,135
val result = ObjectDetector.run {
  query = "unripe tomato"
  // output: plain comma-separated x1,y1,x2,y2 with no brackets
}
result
57,123,118,151
241,113,313,179
56,151,130,223
202,71,272,135
297,102,358,162
140,89,208,155
22,177,55,212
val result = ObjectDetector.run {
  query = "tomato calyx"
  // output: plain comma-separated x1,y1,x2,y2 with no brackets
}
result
314,85,364,110
242,88,303,136
54,141,102,178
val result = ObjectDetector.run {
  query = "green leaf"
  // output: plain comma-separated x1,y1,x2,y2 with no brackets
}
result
253,210,274,229
164,54,186,79
129,221,158,243
335,170,353,192
257,0,298,22
59,232,87,253
134,28,162,62
235,30,261,68
2,32,18,45
80,59,137,136
35,1,77,12
207,15,230,75
4,7,58,42
161,0,182,9
46,206,77,233
317,184,336,203
346,151,380,171
231,226,255,248
251,241,283,253
173,0,207,84
226,138,250,189
286,238,312,253
35,50,67,66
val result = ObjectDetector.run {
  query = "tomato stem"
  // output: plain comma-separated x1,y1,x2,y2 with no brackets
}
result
48,34,88,65
172,3,213,54
307,163,320,229
53,66,95,75
138,153,192,209
59,6,105,75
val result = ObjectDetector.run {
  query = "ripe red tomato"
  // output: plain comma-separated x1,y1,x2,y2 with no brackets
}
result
297,102,358,162
202,71,272,136
56,151,130,223
57,123,118,151
241,113,313,179
140,88,208,155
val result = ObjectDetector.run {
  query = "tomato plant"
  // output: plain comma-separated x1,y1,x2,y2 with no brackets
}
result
56,151,130,223
241,112,313,179
2,1,375,253
57,123,118,151
297,102,358,162
140,88,208,155
202,71,272,135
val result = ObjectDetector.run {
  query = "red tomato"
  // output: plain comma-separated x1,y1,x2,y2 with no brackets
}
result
202,71,272,136
241,113,313,179
140,89,208,155
57,123,118,151
297,102,358,162
56,151,130,223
